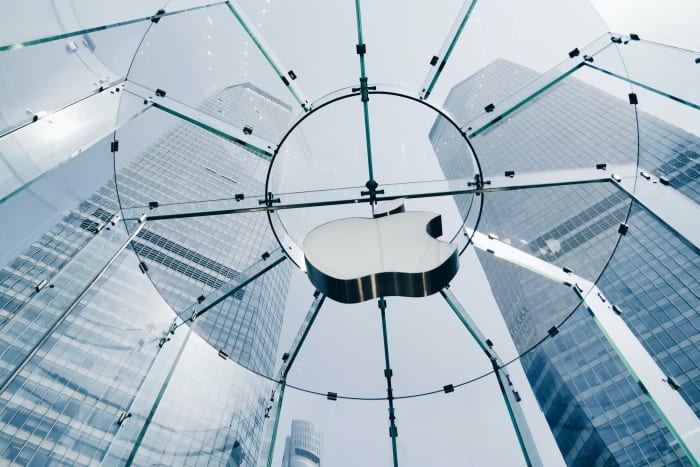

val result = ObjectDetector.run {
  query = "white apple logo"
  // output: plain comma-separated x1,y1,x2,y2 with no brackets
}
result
303,202,459,304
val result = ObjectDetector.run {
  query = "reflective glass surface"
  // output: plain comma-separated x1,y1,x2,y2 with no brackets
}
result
1,1,699,466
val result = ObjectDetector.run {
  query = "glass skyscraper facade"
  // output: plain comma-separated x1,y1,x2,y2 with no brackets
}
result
281,419,322,467
0,83,293,465
432,59,699,465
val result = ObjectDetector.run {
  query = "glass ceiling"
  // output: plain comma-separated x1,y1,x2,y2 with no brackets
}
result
0,1,699,466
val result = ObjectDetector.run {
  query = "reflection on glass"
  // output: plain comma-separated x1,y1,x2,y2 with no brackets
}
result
0,88,149,202
0,244,172,465
586,36,700,111
0,1,224,50
127,323,275,466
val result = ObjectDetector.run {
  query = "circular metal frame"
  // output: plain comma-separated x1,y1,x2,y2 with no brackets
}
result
264,84,485,270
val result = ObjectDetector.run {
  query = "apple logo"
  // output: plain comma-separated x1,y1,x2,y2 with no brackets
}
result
303,200,459,303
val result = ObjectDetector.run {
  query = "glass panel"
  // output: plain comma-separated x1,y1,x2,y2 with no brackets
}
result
124,82,278,157
0,22,147,136
276,288,393,465
233,0,360,105
104,261,297,465
271,390,390,466
178,253,291,377
516,297,688,465
113,98,270,209
622,76,700,249
419,0,481,100
0,233,172,465
0,88,148,202
0,134,119,269
445,62,638,178
353,0,467,96
118,166,618,222
223,0,310,111
125,325,276,466
111,97,291,366
457,35,613,138
395,372,553,465
0,1,222,49
126,212,288,371
0,216,143,386
423,0,610,105
268,93,478,265
598,202,700,416
125,3,296,115
588,37,700,110
633,83,700,202
474,182,629,351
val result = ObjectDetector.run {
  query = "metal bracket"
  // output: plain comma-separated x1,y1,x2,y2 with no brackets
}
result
117,412,132,426
467,174,492,190
258,192,281,207
360,180,384,205
351,77,377,103
151,9,165,23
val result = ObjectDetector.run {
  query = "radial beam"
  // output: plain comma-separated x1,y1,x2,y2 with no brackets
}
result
279,293,326,380
0,83,151,203
181,248,287,325
224,0,310,112
120,166,619,221
124,248,288,463
464,33,614,138
611,169,700,251
583,63,700,111
473,165,629,194
124,82,277,157
465,228,700,464
377,298,399,467
581,34,700,112
0,214,146,397
419,0,479,100
259,383,286,467
260,293,325,467
441,289,543,467
352,0,379,206
103,248,287,464
125,318,196,466
0,1,227,52
0,77,124,139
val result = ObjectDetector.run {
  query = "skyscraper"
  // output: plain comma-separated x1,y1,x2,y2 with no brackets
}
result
281,419,322,467
0,83,293,465
432,59,699,465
